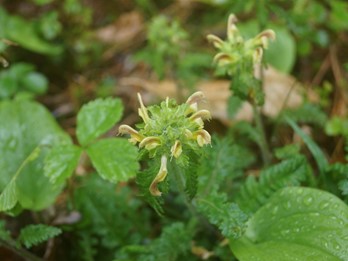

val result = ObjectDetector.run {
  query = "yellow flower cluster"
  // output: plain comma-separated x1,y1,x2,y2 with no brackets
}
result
119,92,211,196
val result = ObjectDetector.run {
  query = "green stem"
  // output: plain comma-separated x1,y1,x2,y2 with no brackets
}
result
253,104,271,166
170,161,196,216
0,238,43,261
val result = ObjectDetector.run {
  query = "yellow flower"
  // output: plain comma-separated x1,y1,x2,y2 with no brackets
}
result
119,92,212,197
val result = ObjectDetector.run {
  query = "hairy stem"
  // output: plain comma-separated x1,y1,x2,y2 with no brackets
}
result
253,104,271,166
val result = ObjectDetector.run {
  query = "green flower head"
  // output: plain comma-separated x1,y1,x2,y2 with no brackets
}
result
119,92,211,196
207,14,275,75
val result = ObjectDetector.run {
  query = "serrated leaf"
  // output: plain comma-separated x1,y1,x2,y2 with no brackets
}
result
0,179,17,211
44,144,82,184
86,138,139,183
76,98,123,146
196,192,248,239
235,156,309,213
18,224,61,248
0,100,71,211
231,187,348,261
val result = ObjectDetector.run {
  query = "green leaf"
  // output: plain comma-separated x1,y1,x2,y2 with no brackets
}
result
86,138,139,183
235,156,309,213
74,175,149,252
0,220,11,241
0,63,48,99
76,98,123,146
264,26,296,73
23,72,48,95
0,179,17,211
4,11,62,55
196,191,248,239
18,224,61,248
0,100,71,211
287,118,328,174
44,144,82,184
231,187,348,261
115,223,192,260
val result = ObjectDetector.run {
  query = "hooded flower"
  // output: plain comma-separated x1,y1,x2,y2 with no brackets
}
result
207,14,275,75
119,92,211,196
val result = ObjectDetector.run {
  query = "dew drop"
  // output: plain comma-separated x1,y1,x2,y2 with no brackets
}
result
7,137,17,151
320,201,329,210
303,196,313,206
272,206,279,215
281,229,290,236
283,201,292,209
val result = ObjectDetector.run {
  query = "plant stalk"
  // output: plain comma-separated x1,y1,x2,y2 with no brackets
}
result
253,104,271,166
0,238,43,261
170,161,196,216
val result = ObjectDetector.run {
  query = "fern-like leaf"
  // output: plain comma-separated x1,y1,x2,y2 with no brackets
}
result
115,222,192,261
196,191,248,239
279,103,327,126
18,224,61,248
235,155,309,213
197,136,255,195
182,151,200,200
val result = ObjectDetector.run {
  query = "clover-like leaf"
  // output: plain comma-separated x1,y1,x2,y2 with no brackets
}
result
0,100,70,211
86,138,139,183
44,144,82,184
230,187,348,261
76,98,123,146
0,179,17,212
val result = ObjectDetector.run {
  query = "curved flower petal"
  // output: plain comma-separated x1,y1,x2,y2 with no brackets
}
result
227,14,239,41
207,34,224,49
137,92,150,124
149,155,168,196
190,110,212,122
118,125,144,143
186,91,205,114
194,130,211,147
139,136,161,150
170,140,182,158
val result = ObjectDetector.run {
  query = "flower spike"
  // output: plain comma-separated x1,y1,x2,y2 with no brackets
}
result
119,92,212,200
